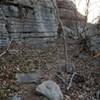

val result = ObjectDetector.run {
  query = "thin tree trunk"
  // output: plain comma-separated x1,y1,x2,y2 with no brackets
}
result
51,0,68,69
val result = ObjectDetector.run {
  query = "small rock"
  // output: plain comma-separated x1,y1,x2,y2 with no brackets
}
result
36,80,64,100
12,95,21,100
79,95,84,100
58,63,76,74
66,63,76,74
79,53,88,60
22,94,48,100
65,95,71,100
16,72,41,84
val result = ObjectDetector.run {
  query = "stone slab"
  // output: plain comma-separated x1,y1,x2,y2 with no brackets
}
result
16,72,41,84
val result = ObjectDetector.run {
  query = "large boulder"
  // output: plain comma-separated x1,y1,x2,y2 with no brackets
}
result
36,80,64,100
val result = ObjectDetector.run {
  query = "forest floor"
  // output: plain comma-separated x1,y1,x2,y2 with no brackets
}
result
0,36,100,100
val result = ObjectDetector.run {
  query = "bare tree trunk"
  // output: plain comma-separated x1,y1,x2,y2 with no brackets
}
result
51,0,68,69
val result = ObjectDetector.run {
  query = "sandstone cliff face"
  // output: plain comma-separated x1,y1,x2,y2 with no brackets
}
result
0,0,58,47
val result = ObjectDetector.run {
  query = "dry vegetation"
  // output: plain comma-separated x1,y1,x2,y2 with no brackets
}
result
0,36,100,100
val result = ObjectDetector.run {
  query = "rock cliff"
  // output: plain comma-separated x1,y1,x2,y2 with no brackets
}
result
0,0,58,47
0,0,100,53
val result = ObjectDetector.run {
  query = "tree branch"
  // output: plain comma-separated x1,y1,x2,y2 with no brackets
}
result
67,72,77,90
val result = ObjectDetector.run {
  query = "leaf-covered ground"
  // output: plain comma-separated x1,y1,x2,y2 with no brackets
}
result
0,37,100,100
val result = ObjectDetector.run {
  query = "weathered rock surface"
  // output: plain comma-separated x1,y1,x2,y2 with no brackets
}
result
65,95,71,100
12,95,21,100
0,0,100,52
36,80,64,100
58,63,76,74
0,0,58,47
87,35,100,53
16,72,41,84
22,94,48,100
65,63,76,74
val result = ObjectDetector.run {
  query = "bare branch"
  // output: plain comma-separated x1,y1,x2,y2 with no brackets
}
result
67,72,77,90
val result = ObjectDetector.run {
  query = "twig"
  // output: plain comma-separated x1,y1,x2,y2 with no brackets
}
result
67,72,77,90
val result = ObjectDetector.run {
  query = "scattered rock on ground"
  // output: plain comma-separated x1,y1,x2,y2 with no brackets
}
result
79,52,88,60
16,72,41,84
58,63,76,74
36,80,64,100
12,95,21,100
22,94,48,100
65,95,71,100
79,95,84,100
87,35,100,53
